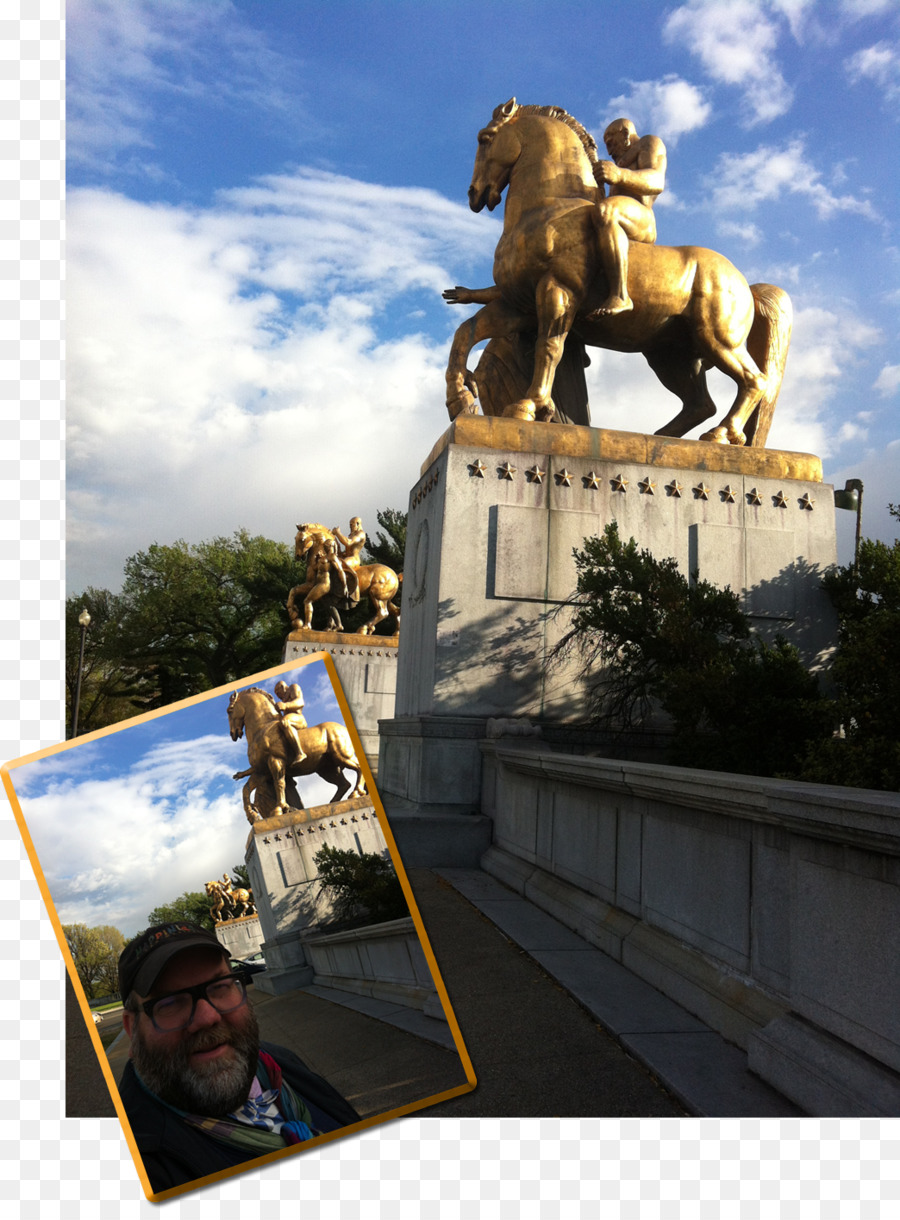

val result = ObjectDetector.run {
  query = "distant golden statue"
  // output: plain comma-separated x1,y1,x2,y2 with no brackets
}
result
228,686,367,822
206,875,256,921
287,522,401,636
444,99,791,447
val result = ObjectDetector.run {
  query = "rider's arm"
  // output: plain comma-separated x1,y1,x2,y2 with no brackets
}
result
602,136,666,199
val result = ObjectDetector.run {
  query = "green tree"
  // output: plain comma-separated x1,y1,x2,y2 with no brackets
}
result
147,891,216,932
313,845,408,929
230,863,251,888
63,923,126,1000
796,505,900,789
66,588,146,735
363,508,407,571
555,522,832,777
100,530,296,711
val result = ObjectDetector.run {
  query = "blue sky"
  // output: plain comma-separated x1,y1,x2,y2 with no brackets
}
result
66,0,900,590
9,658,344,935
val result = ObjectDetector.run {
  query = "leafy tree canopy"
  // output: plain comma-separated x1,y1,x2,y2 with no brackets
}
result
555,522,833,778
63,923,126,1000
147,891,216,932
362,508,407,571
313,844,408,929
796,504,900,789
68,531,296,725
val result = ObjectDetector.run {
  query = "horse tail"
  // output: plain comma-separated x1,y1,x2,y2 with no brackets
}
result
744,283,792,448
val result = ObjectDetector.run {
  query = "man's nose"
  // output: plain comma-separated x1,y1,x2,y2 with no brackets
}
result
189,996,222,1029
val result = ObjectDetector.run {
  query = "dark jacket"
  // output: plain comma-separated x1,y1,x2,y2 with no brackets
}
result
119,1040,361,1195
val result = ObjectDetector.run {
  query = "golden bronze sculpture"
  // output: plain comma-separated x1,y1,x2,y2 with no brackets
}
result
228,686,367,822
206,875,256,922
287,522,401,636
444,99,791,447
590,117,666,318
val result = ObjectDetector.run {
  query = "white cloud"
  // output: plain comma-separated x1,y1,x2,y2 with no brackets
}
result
770,303,881,456
841,0,898,19
846,40,900,102
604,76,712,145
67,176,496,590
67,0,305,173
707,139,880,221
578,298,881,463
663,0,796,126
716,219,764,246
874,363,900,396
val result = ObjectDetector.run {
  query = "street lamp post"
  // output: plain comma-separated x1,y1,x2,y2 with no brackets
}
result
833,478,864,573
70,607,92,738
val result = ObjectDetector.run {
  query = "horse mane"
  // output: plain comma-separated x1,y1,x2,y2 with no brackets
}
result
242,686,279,712
509,103,601,165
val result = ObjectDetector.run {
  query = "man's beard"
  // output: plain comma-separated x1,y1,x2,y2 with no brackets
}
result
131,1004,260,1117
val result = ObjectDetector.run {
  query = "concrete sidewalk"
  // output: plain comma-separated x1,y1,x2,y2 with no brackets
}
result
413,868,798,1118
67,867,795,1120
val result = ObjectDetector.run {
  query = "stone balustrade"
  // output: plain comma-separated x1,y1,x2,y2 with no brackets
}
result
479,741,900,1116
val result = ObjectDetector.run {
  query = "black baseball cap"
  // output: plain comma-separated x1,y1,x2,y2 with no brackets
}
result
118,922,228,1000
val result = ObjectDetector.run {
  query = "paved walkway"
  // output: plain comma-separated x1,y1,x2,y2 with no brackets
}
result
66,867,796,1120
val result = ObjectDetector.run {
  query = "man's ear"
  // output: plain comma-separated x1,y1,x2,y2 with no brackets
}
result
122,1008,136,1041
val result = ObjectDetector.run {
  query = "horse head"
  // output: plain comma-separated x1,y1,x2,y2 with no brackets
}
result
470,98,520,213
227,690,245,741
294,522,333,561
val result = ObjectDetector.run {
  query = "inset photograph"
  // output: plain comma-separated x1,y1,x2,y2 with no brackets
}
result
3,655,474,1201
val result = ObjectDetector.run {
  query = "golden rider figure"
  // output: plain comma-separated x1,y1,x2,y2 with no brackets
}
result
273,680,307,766
591,118,667,317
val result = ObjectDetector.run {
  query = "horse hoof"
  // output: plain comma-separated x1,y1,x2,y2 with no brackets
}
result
447,388,476,420
700,426,729,445
503,399,536,422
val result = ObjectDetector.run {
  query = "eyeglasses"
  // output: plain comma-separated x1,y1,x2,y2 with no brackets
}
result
139,971,250,1032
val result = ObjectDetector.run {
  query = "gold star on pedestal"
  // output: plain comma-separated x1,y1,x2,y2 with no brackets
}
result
469,459,486,478
665,479,683,498
799,492,815,511
747,487,762,505
773,490,788,508
555,468,573,486
638,476,656,495
693,482,710,500
499,461,517,480
611,474,628,493
526,464,546,484
583,471,601,489
720,485,736,503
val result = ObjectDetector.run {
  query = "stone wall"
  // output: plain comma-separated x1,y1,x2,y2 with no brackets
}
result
480,741,900,1116
300,916,443,1016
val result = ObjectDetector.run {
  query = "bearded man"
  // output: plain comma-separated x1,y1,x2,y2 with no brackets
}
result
118,922,359,1194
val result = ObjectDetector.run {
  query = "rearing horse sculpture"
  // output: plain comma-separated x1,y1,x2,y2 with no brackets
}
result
287,524,401,636
444,99,791,447
228,686,366,822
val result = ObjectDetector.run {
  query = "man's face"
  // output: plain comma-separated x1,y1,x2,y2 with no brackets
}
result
605,125,632,162
124,947,259,1116
274,682,287,698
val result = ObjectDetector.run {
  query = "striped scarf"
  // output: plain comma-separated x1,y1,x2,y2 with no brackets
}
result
144,1050,318,1155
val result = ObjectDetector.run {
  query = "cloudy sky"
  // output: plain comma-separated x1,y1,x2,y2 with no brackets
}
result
66,0,900,590
8,658,345,936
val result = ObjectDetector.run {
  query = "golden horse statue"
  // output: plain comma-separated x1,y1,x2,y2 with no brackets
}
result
444,99,791,447
287,523,401,636
205,876,256,921
228,686,366,822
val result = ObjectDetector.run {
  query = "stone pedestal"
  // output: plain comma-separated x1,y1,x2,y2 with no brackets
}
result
282,630,397,771
378,417,838,863
213,914,264,961
244,794,388,995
